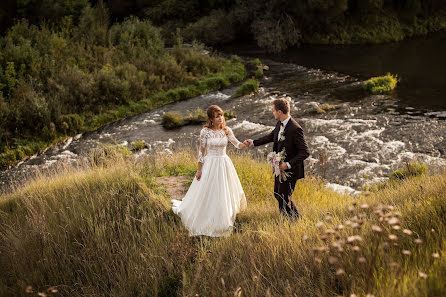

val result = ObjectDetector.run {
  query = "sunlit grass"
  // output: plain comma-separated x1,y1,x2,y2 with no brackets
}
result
0,148,444,296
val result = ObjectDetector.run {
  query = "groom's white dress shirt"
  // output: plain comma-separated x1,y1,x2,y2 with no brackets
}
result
278,116,292,169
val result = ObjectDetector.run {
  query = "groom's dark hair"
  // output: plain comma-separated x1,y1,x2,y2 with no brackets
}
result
273,98,290,114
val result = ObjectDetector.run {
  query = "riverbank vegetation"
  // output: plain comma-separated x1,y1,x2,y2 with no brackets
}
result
2,1,445,53
0,2,246,168
161,108,235,130
365,73,399,94
0,148,444,296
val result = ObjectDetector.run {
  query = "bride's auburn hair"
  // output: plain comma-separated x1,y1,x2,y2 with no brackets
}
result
204,105,228,135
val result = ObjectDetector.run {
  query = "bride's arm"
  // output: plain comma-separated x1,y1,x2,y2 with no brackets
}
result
227,127,245,149
196,129,207,180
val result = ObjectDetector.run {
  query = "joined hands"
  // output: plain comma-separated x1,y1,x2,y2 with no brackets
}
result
243,139,254,148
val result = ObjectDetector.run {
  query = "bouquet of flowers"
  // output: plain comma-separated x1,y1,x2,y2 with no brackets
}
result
267,148,291,182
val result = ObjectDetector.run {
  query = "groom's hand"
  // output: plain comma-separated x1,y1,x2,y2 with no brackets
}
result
243,139,253,147
279,163,288,171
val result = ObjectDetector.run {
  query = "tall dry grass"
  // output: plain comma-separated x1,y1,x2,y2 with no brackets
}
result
0,146,444,296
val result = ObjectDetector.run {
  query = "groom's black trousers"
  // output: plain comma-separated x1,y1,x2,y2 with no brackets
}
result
274,175,300,218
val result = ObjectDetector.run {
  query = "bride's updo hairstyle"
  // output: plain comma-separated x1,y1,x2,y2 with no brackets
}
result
204,105,228,135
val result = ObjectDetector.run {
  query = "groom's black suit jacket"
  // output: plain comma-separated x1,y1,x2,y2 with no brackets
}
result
253,117,310,180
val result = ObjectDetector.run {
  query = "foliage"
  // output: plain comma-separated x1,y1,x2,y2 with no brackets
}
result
130,140,146,151
234,78,259,97
390,161,428,180
0,150,445,296
365,73,398,94
161,112,184,129
0,6,246,168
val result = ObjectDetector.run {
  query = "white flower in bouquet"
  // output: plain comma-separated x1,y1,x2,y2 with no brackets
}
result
267,149,291,182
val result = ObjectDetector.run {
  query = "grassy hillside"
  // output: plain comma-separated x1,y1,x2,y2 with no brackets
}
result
0,147,445,296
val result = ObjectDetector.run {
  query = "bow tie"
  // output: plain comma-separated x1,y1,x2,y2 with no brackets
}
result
280,122,284,127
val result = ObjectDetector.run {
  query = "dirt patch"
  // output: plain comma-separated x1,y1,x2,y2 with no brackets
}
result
155,175,191,200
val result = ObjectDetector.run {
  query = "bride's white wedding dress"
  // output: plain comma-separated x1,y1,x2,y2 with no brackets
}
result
172,127,247,237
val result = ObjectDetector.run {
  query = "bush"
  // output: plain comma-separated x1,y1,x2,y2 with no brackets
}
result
92,64,131,107
390,161,428,180
109,16,164,58
183,10,236,45
162,112,184,129
185,108,206,124
234,78,259,97
8,84,50,135
131,140,146,151
365,73,398,94
57,114,84,134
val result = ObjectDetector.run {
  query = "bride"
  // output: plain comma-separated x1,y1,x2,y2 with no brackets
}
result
172,105,247,237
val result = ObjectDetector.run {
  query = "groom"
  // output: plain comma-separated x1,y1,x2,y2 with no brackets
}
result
244,98,310,219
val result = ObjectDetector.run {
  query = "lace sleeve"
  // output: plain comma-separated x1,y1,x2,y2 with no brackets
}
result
198,128,207,163
227,127,241,149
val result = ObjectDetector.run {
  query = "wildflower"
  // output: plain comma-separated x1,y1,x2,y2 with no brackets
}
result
234,287,242,297
325,215,333,222
388,234,398,241
414,238,423,244
352,246,361,252
371,225,382,232
302,235,309,241
388,217,399,225
358,213,367,219
336,268,345,275
347,235,363,243
316,222,324,228
403,229,413,235
366,294,375,297
381,242,389,249
360,203,370,209
348,206,355,212
358,257,366,263
37,293,47,297
47,287,58,294
26,286,33,294
328,256,338,264
432,253,440,259
402,250,411,255
320,235,328,241
351,222,360,229
432,228,435,232
390,262,400,269
392,225,401,230
350,294,357,297
335,224,345,230
418,272,428,279
345,220,352,226
325,229,336,234
314,257,322,264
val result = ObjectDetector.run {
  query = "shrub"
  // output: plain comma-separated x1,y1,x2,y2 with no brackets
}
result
57,114,84,134
162,112,184,129
131,140,146,151
183,10,236,45
234,78,259,97
109,16,164,58
185,108,206,124
365,73,398,94
92,64,131,107
390,161,428,180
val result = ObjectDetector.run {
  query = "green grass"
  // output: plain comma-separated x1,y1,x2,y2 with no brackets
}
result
0,57,246,168
365,73,398,94
161,112,185,129
0,148,445,296
234,78,259,97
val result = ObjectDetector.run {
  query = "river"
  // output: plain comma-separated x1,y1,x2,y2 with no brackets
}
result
1,34,446,195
